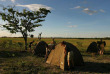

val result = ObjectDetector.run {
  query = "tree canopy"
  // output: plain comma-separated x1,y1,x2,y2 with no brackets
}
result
0,7,51,50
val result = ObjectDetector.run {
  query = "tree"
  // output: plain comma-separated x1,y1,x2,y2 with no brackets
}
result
30,34,34,38
0,7,51,51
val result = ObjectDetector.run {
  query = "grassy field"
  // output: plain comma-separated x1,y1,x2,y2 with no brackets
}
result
0,38,110,74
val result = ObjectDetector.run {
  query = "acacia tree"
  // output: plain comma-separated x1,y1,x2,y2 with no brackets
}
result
0,7,50,51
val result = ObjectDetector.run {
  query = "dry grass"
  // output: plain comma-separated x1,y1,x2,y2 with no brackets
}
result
0,38,110,74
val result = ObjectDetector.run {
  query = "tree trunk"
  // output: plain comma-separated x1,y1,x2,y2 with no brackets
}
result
24,36,27,51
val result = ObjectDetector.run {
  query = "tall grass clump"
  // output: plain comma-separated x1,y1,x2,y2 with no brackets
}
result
0,40,24,51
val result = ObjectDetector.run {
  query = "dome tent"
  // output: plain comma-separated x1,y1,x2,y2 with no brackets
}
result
46,41,84,70
34,41,48,56
87,42,99,53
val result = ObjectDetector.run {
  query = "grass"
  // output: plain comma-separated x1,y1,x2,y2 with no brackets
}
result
0,38,110,74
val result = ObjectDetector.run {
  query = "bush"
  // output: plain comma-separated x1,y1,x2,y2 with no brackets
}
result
0,41,8,49
0,40,24,50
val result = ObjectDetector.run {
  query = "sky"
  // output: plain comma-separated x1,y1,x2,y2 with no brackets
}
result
0,0,110,38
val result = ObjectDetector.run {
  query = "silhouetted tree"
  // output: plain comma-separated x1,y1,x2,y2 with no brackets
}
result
0,6,51,51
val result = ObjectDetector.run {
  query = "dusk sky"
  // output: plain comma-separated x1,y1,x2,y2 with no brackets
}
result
0,0,110,38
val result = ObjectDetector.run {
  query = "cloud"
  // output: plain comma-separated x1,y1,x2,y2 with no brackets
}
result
16,4,52,11
11,0,15,3
68,25,77,28
74,6,81,9
71,6,85,9
83,8,97,15
99,9,105,13
73,5,106,15
0,0,6,1
0,30,22,37
0,0,15,3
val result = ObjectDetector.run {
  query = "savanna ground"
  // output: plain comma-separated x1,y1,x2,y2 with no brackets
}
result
0,38,110,74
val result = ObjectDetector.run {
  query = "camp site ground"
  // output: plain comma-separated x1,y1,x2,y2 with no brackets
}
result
0,38,110,74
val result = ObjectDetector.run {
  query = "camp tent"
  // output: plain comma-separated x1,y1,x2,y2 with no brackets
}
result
34,41,48,56
87,42,99,53
46,42,84,70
